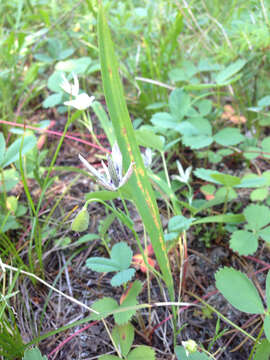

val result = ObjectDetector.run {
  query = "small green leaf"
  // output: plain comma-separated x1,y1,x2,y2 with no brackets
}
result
71,208,89,232
115,280,142,325
89,297,118,321
250,188,268,202
111,242,133,270
265,314,270,342
259,227,270,242
135,129,164,152
168,215,195,233
2,135,37,168
169,88,191,121
254,339,270,360
23,347,47,360
127,346,155,360
211,173,241,187
112,323,134,357
111,269,135,287
42,93,63,108
244,204,270,231
214,128,244,146
229,230,258,255
215,267,264,314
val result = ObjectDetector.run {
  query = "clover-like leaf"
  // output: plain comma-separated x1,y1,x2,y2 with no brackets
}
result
215,267,264,314
229,230,258,256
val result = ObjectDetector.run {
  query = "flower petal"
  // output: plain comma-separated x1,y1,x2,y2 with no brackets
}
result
118,162,134,189
64,93,95,110
111,142,122,178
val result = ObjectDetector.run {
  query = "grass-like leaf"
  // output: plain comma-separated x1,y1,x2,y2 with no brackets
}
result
98,4,174,300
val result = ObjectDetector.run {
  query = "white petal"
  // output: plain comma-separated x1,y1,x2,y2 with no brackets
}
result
118,162,134,188
64,93,95,110
111,142,122,178
60,74,73,95
72,73,79,97
176,160,185,178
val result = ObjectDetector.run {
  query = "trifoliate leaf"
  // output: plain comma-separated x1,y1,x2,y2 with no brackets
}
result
215,267,264,314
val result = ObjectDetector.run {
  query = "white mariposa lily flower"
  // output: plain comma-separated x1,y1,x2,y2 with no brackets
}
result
79,142,134,191
172,160,192,184
60,73,95,110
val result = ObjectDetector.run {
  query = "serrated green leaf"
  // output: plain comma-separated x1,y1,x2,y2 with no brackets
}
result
114,280,142,325
127,346,155,360
182,134,213,149
265,314,270,342
259,227,270,242
244,204,270,230
71,209,89,232
89,297,118,321
194,168,224,184
214,128,244,146
254,339,270,360
215,267,264,314
229,230,258,255
23,347,47,360
168,215,195,233
86,257,120,272
112,323,134,357
169,88,191,121
250,188,268,202
111,242,133,270
135,129,164,152
111,268,135,287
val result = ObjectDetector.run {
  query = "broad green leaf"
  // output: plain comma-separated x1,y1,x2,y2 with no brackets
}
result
190,353,211,360
214,128,244,146
112,323,134,357
89,297,118,321
0,132,6,165
111,268,135,287
266,271,270,309
215,267,264,314
244,204,270,231
265,314,270,342
99,356,121,360
182,134,213,149
55,57,92,74
43,93,63,108
98,5,174,300
259,227,270,242
86,257,120,273
23,347,47,360
237,176,266,188
2,135,37,168
258,96,270,108
127,346,155,360
175,346,188,360
71,209,89,232
197,99,212,116
261,137,270,159
215,59,246,84
229,230,258,255
47,71,63,92
194,168,223,184
211,174,241,187
135,129,164,152
254,339,270,360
